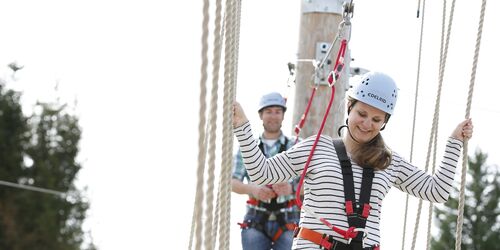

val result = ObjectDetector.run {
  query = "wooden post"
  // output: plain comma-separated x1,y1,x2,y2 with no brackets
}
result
292,0,350,139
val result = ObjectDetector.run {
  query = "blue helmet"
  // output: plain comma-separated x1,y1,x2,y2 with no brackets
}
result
258,92,287,112
348,71,398,115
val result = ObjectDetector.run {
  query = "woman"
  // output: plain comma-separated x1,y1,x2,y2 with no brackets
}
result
232,71,473,250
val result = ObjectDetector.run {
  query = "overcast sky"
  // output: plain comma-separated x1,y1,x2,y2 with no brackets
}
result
0,0,498,249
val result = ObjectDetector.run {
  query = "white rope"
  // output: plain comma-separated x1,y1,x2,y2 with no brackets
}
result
211,7,226,249
411,0,455,248
203,0,224,247
425,129,439,249
455,0,486,248
189,0,210,248
401,0,427,248
217,0,240,249
424,0,449,248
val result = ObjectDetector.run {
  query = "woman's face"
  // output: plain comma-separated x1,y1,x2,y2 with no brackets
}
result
347,101,387,144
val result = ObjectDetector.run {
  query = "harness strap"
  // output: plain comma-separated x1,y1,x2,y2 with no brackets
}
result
238,212,297,242
253,136,294,211
246,197,298,211
294,227,380,250
332,139,374,242
271,223,297,242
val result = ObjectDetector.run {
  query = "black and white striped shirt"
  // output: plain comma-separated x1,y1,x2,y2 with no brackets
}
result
234,121,463,248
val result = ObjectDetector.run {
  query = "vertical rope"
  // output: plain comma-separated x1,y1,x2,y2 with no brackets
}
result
218,0,236,248
211,9,226,250
424,1,447,248
425,127,439,250
416,0,422,17
411,0,455,248
221,2,241,249
402,0,426,248
189,0,210,249
233,0,242,85
203,0,225,247
455,0,486,248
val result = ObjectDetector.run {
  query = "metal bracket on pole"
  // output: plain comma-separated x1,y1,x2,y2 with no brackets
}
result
301,0,344,14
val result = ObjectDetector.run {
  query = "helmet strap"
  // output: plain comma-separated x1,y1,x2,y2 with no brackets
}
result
380,114,391,131
338,118,361,144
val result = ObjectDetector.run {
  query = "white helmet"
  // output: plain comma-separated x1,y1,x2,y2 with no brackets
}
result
258,92,287,112
348,71,398,115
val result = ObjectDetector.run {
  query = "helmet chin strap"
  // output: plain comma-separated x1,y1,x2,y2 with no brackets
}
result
337,119,361,144
338,119,382,146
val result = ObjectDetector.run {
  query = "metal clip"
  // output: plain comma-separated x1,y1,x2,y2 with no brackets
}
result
343,0,354,20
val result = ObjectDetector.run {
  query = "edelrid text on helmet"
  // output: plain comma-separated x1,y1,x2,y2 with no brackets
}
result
348,71,398,115
258,92,287,112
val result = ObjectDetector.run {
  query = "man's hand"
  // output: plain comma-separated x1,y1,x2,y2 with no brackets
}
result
271,182,293,196
251,185,277,200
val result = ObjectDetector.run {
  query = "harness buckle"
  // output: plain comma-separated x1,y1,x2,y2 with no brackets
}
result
353,228,368,240
362,203,371,218
345,200,354,215
319,234,334,250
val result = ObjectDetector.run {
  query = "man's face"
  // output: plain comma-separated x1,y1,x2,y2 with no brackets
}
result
259,106,285,133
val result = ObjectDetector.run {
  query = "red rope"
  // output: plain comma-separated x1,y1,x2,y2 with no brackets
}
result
295,39,347,208
294,87,317,144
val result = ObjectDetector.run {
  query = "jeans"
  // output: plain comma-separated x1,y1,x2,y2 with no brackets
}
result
240,209,300,250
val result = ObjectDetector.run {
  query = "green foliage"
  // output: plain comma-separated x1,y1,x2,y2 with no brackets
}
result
0,84,95,249
431,150,500,250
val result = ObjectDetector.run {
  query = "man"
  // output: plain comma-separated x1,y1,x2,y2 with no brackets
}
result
232,92,301,250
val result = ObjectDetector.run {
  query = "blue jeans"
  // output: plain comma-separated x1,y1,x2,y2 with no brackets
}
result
240,210,300,250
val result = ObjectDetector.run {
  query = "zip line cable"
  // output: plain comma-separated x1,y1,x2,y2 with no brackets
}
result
0,180,66,197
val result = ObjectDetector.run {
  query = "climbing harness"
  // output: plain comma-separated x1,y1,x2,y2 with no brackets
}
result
238,203,299,242
238,136,300,243
294,139,378,249
294,227,379,250
334,139,373,243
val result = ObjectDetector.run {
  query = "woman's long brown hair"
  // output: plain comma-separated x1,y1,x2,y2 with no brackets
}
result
347,98,392,170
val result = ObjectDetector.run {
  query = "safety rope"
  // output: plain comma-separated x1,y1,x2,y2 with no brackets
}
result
189,0,210,248
217,0,241,249
291,3,354,241
203,0,224,247
211,4,227,248
401,0,427,248
409,0,456,248
295,38,347,209
294,39,351,243
189,0,241,249
455,0,486,249
424,0,449,248
292,3,350,144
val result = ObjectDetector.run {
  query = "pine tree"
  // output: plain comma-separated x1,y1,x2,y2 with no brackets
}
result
0,66,95,249
431,149,500,250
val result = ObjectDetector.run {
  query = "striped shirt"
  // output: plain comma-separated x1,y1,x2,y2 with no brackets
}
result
234,121,463,248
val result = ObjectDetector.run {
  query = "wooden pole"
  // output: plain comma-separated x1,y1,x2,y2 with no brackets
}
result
292,0,349,139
